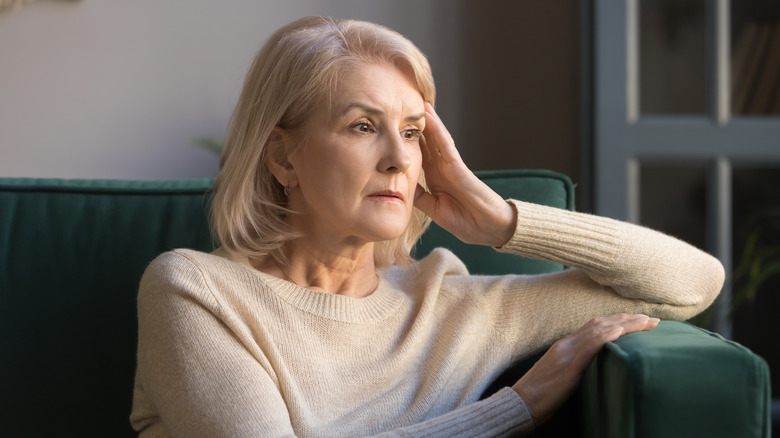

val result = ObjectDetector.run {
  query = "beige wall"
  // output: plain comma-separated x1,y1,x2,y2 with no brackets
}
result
0,1,579,184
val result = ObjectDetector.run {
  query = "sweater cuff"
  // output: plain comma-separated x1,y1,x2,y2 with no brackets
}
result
492,387,536,433
463,387,535,436
395,387,534,437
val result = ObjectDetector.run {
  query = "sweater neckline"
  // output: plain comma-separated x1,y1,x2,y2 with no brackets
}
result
210,248,407,324
254,271,406,323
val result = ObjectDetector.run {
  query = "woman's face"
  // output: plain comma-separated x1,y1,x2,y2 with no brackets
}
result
286,62,425,248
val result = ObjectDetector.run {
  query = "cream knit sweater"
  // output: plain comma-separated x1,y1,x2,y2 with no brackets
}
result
130,200,724,437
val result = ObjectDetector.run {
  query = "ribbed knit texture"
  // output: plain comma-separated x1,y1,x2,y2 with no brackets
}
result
131,199,724,437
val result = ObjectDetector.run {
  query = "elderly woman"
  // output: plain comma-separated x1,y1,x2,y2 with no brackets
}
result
130,16,724,437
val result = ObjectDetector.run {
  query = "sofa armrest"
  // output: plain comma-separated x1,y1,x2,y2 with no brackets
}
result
580,320,771,438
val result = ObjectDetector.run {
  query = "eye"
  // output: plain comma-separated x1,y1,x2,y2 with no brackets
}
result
350,121,375,134
402,129,422,141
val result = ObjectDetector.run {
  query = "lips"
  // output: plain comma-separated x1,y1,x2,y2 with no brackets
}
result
367,190,405,202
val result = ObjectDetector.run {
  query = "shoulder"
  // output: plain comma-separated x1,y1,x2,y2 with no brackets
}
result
143,249,223,285
383,247,470,286
145,248,251,277
140,248,261,308
139,250,215,305
381,247,497,308
416,247,471,275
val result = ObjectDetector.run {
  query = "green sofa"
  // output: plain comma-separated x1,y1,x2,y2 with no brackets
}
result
0,170,771,437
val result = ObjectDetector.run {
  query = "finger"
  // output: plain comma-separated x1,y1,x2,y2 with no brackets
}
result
604,313,659,334
647,317,661,329
423,102,460,162
418,131,438,165
591,313,654,327
565,325,625,366
621,315,660,333
564,315,646,361
570,314,658,351
423,102,445,139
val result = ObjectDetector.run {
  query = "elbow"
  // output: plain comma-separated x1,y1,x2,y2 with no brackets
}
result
713,256,726,297
655,252,726,322
710,256,726,304
705,254,726,305
689,254,726,318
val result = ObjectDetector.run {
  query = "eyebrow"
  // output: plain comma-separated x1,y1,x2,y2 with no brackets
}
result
341,102,425,124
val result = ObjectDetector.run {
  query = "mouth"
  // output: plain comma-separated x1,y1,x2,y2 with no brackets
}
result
367,190,405,203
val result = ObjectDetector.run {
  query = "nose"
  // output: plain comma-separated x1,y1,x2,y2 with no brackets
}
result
378,132,412,174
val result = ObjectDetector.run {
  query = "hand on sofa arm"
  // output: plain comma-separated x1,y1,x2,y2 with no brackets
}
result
511,313,659,426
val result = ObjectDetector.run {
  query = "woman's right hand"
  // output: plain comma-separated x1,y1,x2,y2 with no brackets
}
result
511,313,660,426
413,103,516,248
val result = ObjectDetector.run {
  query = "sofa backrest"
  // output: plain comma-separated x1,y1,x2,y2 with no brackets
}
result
0,178,214,436
0,169,573,437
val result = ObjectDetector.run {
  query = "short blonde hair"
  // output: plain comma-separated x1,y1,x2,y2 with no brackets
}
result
211,16,435,268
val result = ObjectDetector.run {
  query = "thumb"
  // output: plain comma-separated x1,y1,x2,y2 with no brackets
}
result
414,184,436,217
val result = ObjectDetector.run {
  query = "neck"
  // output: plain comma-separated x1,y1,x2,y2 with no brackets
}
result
252,239,379,298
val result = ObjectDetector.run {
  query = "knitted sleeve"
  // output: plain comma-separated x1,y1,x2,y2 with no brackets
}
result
478,199,725,355
370,388,533,437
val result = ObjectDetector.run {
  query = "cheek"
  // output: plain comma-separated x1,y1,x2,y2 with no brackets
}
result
297,142,356,185
408,146,423,182
315,158,370,207
411,144,423,165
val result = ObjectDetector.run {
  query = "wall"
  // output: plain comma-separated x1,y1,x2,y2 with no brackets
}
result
457,2,581,183
0,1,579,186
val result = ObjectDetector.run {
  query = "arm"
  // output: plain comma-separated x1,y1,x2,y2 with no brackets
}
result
485,201,722,427
415,103,723,318
413,103,725,427
497,198,724,320
372,388,534,437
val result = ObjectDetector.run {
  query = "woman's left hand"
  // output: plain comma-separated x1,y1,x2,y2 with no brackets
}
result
413,102,516,247
512,314,661,426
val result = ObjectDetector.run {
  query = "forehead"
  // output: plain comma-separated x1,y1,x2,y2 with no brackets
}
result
328,62,424,115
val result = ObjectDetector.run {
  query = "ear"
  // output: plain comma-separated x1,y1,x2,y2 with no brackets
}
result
264,127,299,189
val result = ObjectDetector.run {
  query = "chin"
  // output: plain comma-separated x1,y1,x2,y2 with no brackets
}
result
359,213,411,240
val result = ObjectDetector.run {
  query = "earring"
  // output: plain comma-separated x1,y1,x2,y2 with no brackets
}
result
284,186,291,196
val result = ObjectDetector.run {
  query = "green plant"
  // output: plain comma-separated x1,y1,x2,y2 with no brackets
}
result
732,207,780,312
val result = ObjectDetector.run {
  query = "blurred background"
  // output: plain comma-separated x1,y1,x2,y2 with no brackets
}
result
0,0,582,190
1,0,779,421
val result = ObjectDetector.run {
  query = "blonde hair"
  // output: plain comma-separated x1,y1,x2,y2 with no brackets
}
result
211,16,435,268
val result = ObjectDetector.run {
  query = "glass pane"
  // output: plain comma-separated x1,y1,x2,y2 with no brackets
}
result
731,1,780,116
731,167,780,398
639,164,707,250
639,0,708,115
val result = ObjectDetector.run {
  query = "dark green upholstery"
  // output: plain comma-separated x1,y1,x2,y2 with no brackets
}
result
0,178,214,437
582,321,772,438
0,170,771,437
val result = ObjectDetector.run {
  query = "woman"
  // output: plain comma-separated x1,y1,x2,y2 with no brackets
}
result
130,16,724,437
